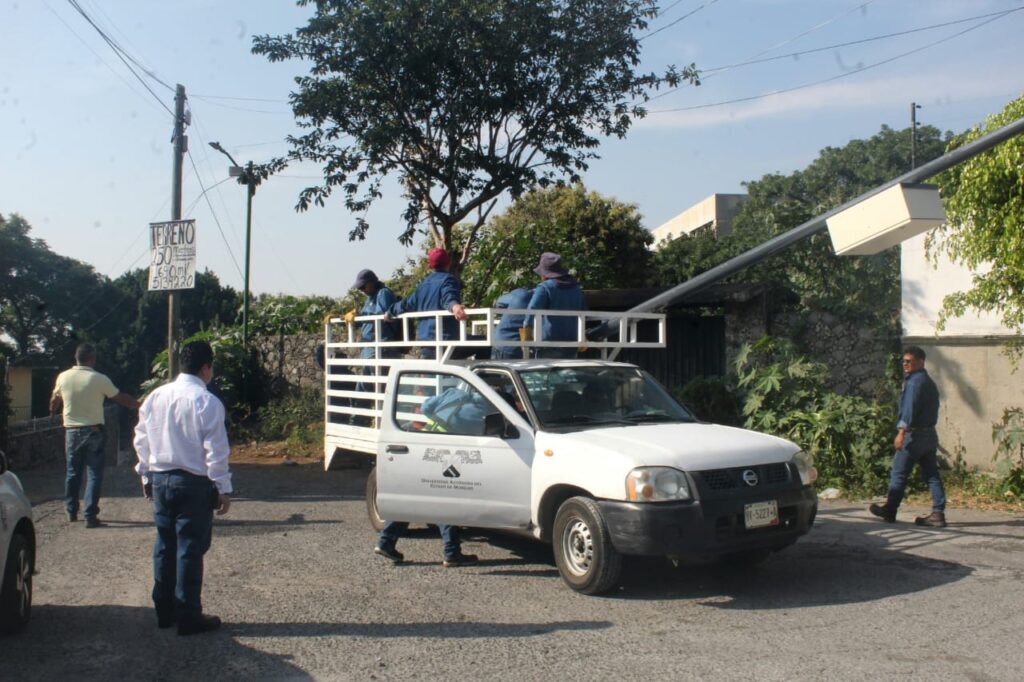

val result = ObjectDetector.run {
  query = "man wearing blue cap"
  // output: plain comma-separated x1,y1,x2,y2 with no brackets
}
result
350,269,399,425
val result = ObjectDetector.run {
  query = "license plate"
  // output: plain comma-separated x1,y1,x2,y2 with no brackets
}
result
744,500,779,529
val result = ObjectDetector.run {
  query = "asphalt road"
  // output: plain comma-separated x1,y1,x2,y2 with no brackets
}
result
5,460,1024,681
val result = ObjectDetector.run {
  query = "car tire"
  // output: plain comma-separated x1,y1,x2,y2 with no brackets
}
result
365,467,385,532
552,497,622,595
0,533,32,634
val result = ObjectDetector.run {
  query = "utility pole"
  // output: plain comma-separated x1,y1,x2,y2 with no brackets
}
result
168,84,188,377
910,102,922,170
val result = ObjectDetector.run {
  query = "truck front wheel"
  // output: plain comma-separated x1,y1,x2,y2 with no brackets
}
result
552,497,622,595
365,467,385,532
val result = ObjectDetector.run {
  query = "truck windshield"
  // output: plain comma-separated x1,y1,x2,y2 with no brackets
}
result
516,366,696,429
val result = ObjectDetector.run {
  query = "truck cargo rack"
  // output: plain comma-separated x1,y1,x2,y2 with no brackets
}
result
322,308,665,463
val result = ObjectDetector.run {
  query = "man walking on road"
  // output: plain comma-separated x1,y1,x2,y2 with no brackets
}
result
134,340,232,636
870,346,947,527
50,343,139,527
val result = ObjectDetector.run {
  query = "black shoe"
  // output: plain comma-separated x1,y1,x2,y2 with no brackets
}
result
914,512,947,528
66,511,78,523
85,517,104,528
443,553,479,568
177,615,222,636
157,614,174,629
868,503,896,523
374,546,404,563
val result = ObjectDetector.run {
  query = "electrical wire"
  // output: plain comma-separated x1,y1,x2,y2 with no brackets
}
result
63,0,175,118
650,11,1017,115
186,150,245,283
647,5,1021,102
641,0,720,42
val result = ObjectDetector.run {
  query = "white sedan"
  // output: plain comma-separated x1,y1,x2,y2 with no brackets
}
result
0,448,34,634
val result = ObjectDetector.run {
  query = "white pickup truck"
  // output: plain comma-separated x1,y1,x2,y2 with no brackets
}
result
323,309,818,594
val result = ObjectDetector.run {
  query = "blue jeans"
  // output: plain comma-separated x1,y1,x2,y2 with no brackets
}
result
378,521,462,560
491,345,526,360
887,430,946,513
151,470,216,625
64,427,106,520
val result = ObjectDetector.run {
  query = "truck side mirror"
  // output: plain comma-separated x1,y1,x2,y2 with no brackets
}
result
484,412,518,439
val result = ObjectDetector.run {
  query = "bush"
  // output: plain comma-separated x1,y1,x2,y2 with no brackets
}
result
734,336,893,495
674,375,741,426
256,388,324,445
992,407,1024,498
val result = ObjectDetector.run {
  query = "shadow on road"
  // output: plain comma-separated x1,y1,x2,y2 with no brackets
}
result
1,604,312,680
229,619,612,639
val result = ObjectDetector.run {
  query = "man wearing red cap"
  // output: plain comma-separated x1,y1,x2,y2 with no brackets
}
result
385,247,467,359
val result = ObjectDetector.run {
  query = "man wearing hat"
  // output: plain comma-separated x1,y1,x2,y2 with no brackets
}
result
385,248,467,359
523,252,585,359
350,269,400,424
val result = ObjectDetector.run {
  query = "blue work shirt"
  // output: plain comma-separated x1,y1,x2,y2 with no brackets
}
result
358,286,398,342
494,287,534,343
422,387,493,435
897,368,939,430
388,271,462,342
524,276,585,342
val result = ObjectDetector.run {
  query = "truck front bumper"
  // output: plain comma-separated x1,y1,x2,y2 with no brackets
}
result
598,486,817,559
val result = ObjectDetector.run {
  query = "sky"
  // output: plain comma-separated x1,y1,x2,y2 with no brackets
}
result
2,0,1022,299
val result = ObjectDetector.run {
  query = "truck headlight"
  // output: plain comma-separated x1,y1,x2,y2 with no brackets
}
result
626,467,691,502
792,451,818,486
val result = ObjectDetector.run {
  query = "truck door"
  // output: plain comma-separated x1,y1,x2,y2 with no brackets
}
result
377,367,534,529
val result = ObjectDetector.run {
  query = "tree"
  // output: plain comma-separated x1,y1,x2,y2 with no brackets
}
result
655,125,949,328
931,95,1024,335
459,184,654,305
252,0,695,271
0,213,128,360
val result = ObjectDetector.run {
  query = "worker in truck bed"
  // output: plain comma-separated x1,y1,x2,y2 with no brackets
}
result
385,248,467,359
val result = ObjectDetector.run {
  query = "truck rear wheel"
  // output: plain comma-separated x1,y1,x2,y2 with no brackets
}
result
365,467,385,532
552,497,622,595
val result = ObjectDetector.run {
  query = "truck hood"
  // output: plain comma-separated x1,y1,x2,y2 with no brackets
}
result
551,422,800,471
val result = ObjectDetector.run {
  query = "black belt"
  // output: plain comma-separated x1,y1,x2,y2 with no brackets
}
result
66,424,102,430
907,426,935,432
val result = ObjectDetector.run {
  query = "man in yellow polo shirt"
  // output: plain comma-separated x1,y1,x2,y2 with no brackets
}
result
50,343,139,527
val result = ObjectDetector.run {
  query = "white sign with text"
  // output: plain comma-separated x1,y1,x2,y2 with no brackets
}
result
148,220,197,291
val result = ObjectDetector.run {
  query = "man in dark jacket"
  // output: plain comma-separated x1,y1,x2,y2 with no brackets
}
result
523,252,585,359
492,286,533,360
870,346,947,527
385,248,467,359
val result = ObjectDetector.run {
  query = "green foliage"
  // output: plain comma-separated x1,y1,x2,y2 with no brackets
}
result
256,388,324,445
734,337,893,493
142,327,268,428
930,94,1024,337
461,184,654,305
673,375,740,426
252,0,696,266
992,407,1024,497
247,294,342,336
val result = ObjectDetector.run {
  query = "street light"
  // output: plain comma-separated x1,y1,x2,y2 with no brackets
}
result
209,141,256,347
910,102,922,170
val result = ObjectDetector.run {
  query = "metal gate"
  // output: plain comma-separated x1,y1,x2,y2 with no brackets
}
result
617,314,725,392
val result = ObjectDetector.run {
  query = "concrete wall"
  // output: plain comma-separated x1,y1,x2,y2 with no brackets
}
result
252,333,325,396
901,230,1022,470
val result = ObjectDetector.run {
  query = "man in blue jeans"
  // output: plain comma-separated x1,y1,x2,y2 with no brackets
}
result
50,343,139,527
134,341,233,635
870,346,947,527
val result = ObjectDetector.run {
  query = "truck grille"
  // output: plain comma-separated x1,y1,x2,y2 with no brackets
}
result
696,463,791,492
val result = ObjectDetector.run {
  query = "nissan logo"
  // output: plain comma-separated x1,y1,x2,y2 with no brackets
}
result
742,469,759,487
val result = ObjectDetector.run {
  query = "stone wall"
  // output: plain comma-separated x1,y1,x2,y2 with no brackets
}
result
724,297,899,400
6,405,121,471
253,333,325,396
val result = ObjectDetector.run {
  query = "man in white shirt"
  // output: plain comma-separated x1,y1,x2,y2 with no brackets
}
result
50,343,139,527
134,340,232,636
